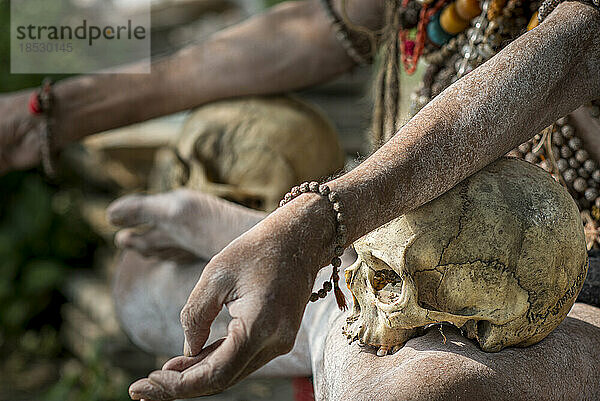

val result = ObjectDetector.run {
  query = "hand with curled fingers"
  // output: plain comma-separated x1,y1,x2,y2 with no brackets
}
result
127,193,336,400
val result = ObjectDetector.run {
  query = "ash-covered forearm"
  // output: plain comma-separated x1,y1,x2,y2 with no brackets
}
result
333,1,600,244
51,0,369,146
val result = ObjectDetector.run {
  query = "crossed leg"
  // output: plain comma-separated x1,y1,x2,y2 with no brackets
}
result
317,303,600,400
109,190,600,400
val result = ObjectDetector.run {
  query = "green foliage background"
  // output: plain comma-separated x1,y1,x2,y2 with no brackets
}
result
0,1,124,399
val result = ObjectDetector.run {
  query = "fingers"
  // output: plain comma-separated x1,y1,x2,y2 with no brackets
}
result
130,319,258,400
130,315,294,400
129,372,178,401
162,339,225,372
180,265,232,356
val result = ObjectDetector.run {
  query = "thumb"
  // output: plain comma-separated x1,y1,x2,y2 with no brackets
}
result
180,265,230,356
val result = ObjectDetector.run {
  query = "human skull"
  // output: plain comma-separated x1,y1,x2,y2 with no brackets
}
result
150,96,345,211
344,158,588,355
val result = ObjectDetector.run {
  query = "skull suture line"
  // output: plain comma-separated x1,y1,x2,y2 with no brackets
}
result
344,158,588,355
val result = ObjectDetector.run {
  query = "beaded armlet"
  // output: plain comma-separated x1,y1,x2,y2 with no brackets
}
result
538,0,600,22
29,78,56,177
319,0,374,66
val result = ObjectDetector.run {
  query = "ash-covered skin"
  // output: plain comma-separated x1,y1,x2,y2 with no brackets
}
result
331,2,600,247
0,0,380,173
108,189,351,376
319,303,600,401
123,2,600,400
108,189,265,261
109,189,600,400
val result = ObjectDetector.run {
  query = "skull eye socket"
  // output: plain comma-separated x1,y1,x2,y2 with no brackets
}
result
366,256,403,304
373,270,403,304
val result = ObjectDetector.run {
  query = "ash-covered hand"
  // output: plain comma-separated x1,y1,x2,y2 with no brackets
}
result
107,189,265,261
127,197,331,400
0,92,44,175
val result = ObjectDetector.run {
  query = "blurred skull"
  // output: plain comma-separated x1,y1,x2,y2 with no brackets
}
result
151,96,345,211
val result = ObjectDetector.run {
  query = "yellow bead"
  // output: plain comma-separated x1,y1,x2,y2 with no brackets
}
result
456,0,482,20
527,11,539,31
440,3,470,35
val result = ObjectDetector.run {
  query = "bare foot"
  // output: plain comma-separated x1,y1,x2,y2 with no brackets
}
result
107,188,266,261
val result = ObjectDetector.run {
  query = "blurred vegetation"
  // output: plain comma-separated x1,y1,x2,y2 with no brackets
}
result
0,0,127,396
0,170,131,400
0,173,93,334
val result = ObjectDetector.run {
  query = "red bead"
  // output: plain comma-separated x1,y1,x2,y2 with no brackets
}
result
28,92,42,115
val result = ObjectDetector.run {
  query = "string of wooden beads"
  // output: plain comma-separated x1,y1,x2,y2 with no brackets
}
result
279,182,348,311
509,112,600,249
320,0,371,66
28,78,56,178
538,0,600,23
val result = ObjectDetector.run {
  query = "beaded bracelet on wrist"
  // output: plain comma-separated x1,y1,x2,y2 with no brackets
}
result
28,78,56,177
279,181,348,311
538,0,600,22
319,0,371,66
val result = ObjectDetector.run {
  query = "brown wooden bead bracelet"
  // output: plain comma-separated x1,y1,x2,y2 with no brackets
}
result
279,181,348,311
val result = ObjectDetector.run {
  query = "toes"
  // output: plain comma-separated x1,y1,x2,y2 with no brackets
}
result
115,228,197,261
115,229,148,252
108,195,149,227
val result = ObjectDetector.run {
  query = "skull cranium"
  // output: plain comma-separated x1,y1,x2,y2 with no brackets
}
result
344,158,588,354
151,96,345,211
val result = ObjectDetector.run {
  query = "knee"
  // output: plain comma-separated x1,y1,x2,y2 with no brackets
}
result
318,322,515,401
325,355,501,401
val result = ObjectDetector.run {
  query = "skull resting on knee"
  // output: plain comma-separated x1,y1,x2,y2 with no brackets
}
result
344,158,588,354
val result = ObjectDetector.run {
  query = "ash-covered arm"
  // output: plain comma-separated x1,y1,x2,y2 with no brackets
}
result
48,0,382,146
330,1,600,245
